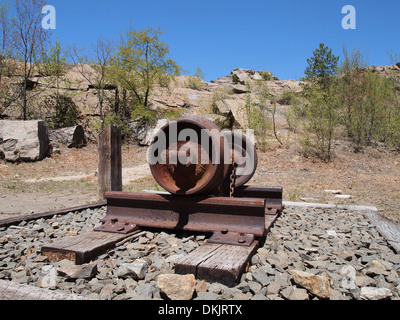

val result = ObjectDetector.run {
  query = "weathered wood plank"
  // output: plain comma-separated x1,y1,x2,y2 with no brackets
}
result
175,211,280,286
98,124,122,200
362,209,400,253
0,201,106,228
175,243,222,275
175,241,258,287
0,280,84,300
196,241,259,286
41,230,139,264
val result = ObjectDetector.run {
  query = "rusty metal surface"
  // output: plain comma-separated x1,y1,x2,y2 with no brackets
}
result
207,231,255,247
235,185,283,199
96,191,267,237
229,131,258,188
149,116,229,196
95,116,283,247
94,219,137,234
234,186,283,215
148,116,259,196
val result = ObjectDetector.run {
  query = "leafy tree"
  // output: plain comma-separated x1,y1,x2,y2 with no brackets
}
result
12,0,52,120
0,1,13,80
338,51,397,149
241,81,270,150
301,43,340,161
305,43,339,90
0,1,17,115
40,39,67,118
111,26,182,122
38,40,80,128
40,40,66,79
254,79,282,146
302,83,339,161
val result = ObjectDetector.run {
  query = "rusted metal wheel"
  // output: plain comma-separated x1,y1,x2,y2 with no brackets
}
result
224,130,258,188
148,116,230,195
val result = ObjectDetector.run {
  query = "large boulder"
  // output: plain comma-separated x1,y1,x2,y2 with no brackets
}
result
130,119,169,146
0,120,50,162
214,98,247,129
49,125,87,148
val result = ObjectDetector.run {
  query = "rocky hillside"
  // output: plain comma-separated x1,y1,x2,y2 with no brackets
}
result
1,65,304,144
150,68,302,130
3,63,399,146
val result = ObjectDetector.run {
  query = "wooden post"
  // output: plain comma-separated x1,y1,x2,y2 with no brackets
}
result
98,124,122,200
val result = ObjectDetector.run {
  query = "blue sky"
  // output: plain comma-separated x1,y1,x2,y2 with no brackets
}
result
46,0,400,82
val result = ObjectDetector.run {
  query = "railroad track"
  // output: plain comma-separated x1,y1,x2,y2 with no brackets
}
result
2,116,398,301
39,116,284,286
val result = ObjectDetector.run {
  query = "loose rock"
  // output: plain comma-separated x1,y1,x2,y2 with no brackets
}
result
290,270,332,299
116,260,148,280
360,287,393,300
157,274,196,300
57,261,97,280
0,205,398,300
37,265,56,289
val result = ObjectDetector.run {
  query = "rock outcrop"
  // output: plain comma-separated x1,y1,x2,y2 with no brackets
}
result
148,68,303,133
0,65,305,146
49,125,87,148
0,120,50,162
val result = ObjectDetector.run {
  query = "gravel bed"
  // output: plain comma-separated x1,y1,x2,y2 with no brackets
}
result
0,205,399,300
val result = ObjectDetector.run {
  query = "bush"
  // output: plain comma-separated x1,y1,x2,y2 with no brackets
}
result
131,104,158,124
186,76,204,90
241,82,272,150
186,67,205,90
298,43,339,162
290,45,400,160
45,94,80,129
300,83,339,161
337,48,399,150
231,73,240,84
260,71,274,81
278,89,300,105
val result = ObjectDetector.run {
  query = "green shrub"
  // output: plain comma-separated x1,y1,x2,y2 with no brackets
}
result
131,104,158,124
161,108,185,120
279,90,300,105
260,71,274,81
186,67,205,90
231,73,240,84
337,48,399,149
93,113,130,136
47,94,80,129
297,43,340,162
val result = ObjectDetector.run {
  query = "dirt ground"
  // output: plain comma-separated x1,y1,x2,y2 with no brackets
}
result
0,137,399,225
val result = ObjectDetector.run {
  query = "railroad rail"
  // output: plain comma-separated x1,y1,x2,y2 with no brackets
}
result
42,116,284,286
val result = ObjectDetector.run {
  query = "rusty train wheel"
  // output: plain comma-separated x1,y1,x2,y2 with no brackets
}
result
148,116,230,195
228,130,258,188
